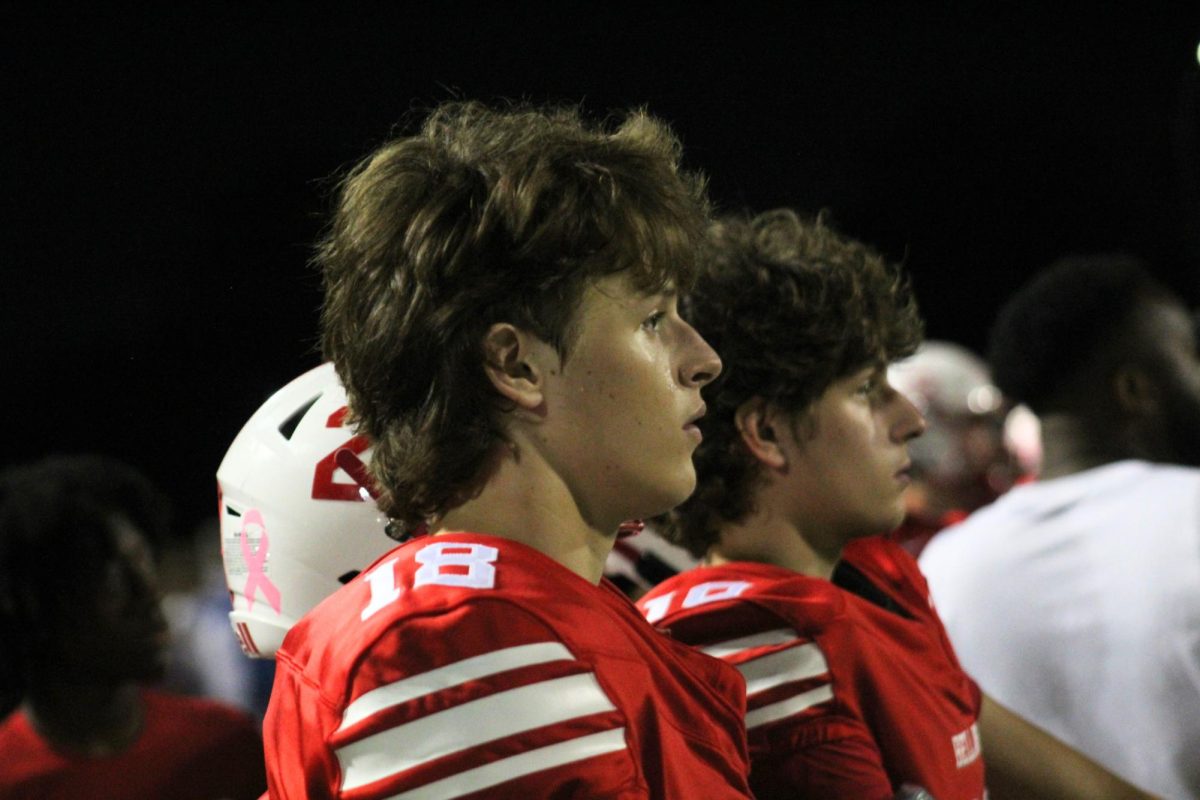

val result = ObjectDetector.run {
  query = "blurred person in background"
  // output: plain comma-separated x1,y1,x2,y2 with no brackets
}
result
888,340,1040,556
0,454,265,799
920,254,1200,798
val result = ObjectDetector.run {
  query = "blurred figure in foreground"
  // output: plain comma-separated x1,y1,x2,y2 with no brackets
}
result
888,340,1040,555
0,455,266,800
920,254,1200,798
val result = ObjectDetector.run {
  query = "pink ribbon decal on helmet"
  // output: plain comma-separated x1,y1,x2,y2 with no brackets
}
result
240,509,282,614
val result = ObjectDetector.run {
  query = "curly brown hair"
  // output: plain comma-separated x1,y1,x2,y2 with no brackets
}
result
662,209,923,557
317,101,710,531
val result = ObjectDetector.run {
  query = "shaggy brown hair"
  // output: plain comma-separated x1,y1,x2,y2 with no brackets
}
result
317,101,710,531
662,209,923,557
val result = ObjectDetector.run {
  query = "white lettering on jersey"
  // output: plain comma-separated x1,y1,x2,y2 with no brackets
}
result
641,580,754,624
361,558,401,621
414,542,498,589
359,544,501,621
682,580,751,609
952,722,982,768
641,591,675,624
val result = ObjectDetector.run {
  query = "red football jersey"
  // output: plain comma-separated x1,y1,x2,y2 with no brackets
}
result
637,536,986,800
263,533,752,799
0,688,265,800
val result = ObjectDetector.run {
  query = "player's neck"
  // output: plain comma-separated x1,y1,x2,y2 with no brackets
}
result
706,502,842,581
24,680,144,756
1038,413,1130,480
436,445,616,585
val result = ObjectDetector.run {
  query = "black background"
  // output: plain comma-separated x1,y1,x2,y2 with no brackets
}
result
7,4,1200,533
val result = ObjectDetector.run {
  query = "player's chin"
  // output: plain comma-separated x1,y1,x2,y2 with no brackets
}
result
880,500,907,532
642,465,697,519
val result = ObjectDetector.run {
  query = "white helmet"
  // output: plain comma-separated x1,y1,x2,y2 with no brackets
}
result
889,341,1011,491
889,340,1040,501
216,362,394,658
889,341,1003,421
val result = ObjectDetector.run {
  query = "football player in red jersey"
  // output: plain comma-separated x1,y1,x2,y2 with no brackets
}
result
637,209,1158,800
260,101,754,799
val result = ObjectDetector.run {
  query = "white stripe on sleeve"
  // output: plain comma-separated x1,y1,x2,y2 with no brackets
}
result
380,728,628,800
337,672,619,791
338,641,574,731
737,642,829,696
700,628,797,660
745,684,835,730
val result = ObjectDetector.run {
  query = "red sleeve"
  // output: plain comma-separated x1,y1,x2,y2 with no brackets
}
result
753,723,896,800
727,627,897,800
266,598,647,799
659,596,894,799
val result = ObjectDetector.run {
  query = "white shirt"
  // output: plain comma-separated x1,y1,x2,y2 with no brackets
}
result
919,460,1200,799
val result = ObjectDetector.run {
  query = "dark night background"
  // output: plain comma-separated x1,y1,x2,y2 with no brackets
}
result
6,4,1200,535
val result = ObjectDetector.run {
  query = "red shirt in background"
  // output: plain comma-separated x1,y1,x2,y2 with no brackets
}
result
0,688,265,800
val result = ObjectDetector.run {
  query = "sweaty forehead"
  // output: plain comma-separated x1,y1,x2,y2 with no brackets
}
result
590,272,676,303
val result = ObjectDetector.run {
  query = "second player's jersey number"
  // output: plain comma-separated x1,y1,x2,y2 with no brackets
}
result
641,580,754,623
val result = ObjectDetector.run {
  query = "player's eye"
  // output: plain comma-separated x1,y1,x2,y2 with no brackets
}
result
642,311,667,331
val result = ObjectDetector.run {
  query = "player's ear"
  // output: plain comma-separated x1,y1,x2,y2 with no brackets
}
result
1113,364,1158,417
734,396,787,469
481,322,552,412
